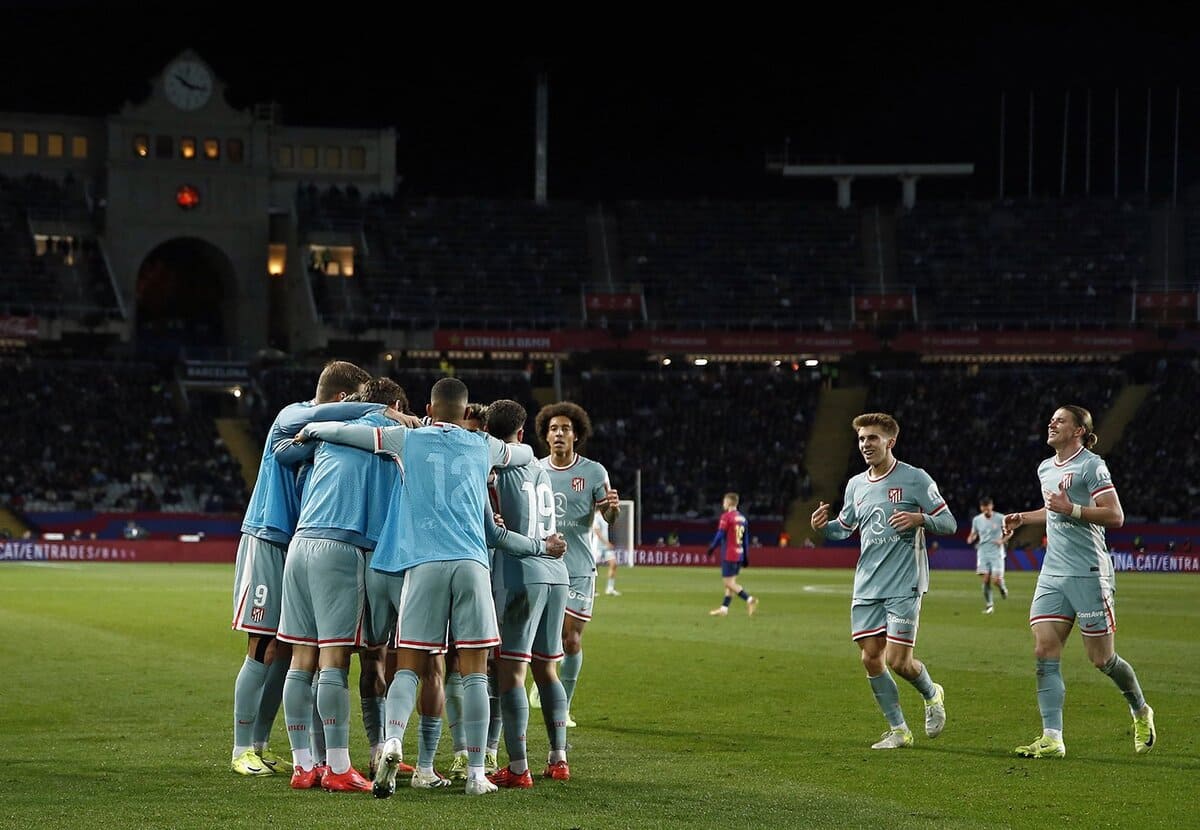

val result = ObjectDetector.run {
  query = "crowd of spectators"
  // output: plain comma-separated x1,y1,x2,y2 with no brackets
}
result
4,355,1198,535
578,364,818,521
856,363,1126,522
1108,356,1200,521
0,357,246,515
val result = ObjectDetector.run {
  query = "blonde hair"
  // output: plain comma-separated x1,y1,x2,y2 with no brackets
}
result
1060,405,1099,450
852,412,899,438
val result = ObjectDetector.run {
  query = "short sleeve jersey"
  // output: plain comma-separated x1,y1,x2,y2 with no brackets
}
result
370,423,516,574
1037,446,1117,577
294,411,400,549
540,454,611,579
717,510,748,562
971,512,1006,559
829,459,951,598
240,400,381,544
491,463,568,589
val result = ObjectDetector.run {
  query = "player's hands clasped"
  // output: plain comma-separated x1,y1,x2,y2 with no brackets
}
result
543,533,566,558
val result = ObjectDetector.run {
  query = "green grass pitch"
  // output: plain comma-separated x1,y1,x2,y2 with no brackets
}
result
1,563,1196,829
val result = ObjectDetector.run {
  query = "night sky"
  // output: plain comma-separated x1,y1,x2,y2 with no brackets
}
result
3,7,1197,201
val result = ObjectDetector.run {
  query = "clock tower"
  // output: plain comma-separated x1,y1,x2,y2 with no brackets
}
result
0,48,397,356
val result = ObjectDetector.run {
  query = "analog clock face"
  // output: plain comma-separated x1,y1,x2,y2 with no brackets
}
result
163,59,212,111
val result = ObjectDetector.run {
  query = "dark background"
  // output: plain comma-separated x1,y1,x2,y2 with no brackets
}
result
2,7,1197,200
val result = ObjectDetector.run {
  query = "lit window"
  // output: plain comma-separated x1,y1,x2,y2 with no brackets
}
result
0,132,13,155
21,132,39,156
133,134,149,158
180,137,196,159
277,145,293,167
268,243,286,276
71,136,87,158
46,134,64,158
203,138,220,160
325,146,342,169
300,146,317,169
348,146,366,170
227,138,244,163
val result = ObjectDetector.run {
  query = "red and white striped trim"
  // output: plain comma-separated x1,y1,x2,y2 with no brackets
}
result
1053,446,1085,467
851,625,887,641
866,459,899,482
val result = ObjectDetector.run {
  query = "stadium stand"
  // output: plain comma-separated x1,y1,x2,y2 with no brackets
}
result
580,365,820,521
615,200,862,329
1108,355,1200,522
896,199,1150,327
0,357,246,516
854,363,1128,522
0,173,119,319
342,196,590,330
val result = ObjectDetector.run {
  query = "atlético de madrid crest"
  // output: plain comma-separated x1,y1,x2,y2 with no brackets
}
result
888,488,903,503
572,477,586,492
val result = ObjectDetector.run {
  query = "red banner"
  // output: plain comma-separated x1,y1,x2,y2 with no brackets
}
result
622,330,881,353
0,315,38,339
433,330,605,352
434,329,881,354
433,328,1175,356
0,539,235,563
889,330,1166,354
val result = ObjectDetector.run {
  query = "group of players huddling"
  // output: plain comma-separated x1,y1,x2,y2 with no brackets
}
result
228,361,617,795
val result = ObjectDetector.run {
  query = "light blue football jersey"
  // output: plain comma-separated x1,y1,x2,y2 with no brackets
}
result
292,411,400,549
491,462,568,589
971,511,1007,559
823,459,957,598
240,400,382,544
299,420,536,573
540,454,613,579
1037,446,1117,577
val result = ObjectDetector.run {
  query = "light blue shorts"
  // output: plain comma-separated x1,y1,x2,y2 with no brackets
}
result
364,550,403,648
976,552,1006,576
277,537,367,648
850,594,924,647
495,582,567,663
565,573,596,622
231,534,286,636
1029,573,1116,637
395,559,499,651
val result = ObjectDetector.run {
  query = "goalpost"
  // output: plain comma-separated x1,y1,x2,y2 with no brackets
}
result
610,498,637,567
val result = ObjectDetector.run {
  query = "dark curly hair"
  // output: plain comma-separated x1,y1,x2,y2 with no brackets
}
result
535,401,592,450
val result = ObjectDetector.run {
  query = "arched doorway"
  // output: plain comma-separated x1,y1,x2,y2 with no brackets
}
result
136,238,234,358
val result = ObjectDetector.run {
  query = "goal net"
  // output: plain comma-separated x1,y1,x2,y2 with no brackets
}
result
610,499,636,567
